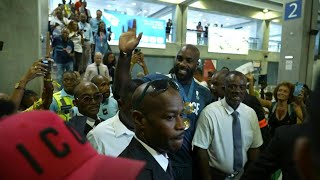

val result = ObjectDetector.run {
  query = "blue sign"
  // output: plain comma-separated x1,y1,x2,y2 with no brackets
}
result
102,10,166,49
284,0,302,21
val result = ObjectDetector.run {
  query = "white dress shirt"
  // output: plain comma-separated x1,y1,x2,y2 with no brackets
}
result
83,62,110,81
87,112,134,157
135,136,169,172
192,98,263,174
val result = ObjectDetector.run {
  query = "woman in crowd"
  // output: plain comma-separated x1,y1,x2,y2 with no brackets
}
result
103,52,116,80
68,20,83,71
94,21,111,55
256,82,304,136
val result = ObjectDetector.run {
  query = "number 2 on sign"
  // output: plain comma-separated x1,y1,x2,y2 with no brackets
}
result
288,3,298,18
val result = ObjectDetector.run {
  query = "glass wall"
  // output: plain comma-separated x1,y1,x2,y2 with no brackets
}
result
268,22,282,52
186,9,263,50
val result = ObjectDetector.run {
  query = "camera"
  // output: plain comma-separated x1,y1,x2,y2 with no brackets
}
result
42,59,52,71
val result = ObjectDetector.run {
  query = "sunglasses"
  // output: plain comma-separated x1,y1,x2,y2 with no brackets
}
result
133,79,179,109
76,93,103,103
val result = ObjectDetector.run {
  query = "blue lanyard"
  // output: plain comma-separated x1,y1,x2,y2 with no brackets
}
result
175,78,195,103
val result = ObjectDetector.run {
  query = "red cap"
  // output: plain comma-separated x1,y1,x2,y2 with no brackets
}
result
0,111,145,179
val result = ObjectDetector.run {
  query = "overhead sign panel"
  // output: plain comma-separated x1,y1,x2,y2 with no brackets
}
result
284,0,302,21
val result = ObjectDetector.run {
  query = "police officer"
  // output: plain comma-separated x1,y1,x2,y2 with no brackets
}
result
50,71,78,121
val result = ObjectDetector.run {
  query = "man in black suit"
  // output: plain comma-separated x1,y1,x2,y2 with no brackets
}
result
241,124,307,180
119,79,187,180
69,81,103,138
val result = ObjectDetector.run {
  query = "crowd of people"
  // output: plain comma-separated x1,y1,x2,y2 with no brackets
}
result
1,1,320,179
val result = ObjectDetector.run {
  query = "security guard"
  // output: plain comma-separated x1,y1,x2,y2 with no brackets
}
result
50,71,78,121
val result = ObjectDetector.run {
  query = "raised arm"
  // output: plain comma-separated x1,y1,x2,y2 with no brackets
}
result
10,60,47,112
113,19,142,99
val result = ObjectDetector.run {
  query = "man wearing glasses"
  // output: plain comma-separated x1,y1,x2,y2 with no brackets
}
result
114,20,213,180
119,79,189,180
69,81,103,138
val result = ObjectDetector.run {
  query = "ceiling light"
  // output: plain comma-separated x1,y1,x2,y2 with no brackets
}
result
132,2,136,6
263,8,269,13
189,1,207,9
107,5,112,8
203,19,206,22
159,0,186,4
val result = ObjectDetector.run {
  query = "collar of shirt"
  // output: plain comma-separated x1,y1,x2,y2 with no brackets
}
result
134,136,169,172
221,97,240,115
76,111,100,128
113,112,134,137
61,88,74,98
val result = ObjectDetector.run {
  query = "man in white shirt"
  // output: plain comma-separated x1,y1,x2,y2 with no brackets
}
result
118,79,187,180
83,52,109,81
87,79,143,157
192,71,263,180
69,81,103,138
50,9,70,38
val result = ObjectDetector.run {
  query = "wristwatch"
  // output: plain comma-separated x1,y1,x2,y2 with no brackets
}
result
15,82,25,91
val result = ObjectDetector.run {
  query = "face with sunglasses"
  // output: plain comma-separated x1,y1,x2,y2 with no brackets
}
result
132,79,187,153
74,82,103,119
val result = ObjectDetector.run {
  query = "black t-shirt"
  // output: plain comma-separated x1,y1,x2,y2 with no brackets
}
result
242,93,266,121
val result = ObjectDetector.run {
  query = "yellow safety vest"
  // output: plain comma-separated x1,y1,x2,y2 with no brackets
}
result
53,91,74,121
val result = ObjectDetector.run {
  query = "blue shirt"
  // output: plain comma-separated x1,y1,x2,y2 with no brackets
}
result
52,37,74,64
78,22,93,43
141,73,213,165
94,32,110,55
49,89,74,113
89,18,103,34
98,97,118,120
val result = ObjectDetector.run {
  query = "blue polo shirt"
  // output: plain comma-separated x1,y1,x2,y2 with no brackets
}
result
52,37,74,64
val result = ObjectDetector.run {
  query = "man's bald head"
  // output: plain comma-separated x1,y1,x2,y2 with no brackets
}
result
94,52,103,65
74,82,98,98
179,44,200,61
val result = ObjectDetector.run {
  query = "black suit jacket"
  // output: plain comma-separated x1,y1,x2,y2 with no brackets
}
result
119,138,172,180
241,124,308,180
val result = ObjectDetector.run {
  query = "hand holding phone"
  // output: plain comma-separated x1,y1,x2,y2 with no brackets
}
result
42,58,54,71
293,82,304,97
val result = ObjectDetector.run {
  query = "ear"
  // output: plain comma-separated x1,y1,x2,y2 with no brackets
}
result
132,110,145,129
73,99,77,107
117,99,124,109
294,137,316,180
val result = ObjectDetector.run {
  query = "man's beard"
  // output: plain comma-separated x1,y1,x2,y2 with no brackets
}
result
173,64,195,83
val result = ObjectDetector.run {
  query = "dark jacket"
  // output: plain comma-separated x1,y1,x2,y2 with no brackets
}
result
241,124,308,180
119,138,172,180
69,115,100,138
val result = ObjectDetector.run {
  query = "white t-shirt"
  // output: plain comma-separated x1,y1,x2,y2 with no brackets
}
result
192,98,263,174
